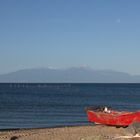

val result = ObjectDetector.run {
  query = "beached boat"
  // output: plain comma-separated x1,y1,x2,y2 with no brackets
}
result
86,106,140,126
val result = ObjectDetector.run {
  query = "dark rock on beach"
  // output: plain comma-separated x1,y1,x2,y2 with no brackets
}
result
125,122,140,136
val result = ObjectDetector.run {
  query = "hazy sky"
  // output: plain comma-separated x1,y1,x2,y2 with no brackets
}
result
0,0,140,74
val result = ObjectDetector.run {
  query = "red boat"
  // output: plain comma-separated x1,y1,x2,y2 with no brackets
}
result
86,106,140,126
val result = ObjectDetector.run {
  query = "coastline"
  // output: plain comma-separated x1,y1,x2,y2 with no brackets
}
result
0,125,136,140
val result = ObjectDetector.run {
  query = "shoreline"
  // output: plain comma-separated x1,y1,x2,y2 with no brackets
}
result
0,125,136,140
0,124,91,131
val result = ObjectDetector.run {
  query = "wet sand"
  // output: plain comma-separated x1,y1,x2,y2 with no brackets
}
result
0,125,139,140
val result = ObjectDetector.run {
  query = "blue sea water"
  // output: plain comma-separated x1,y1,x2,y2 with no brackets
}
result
0,83,140,129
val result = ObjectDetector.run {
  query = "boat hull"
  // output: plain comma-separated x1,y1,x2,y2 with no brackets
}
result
87,110,140,126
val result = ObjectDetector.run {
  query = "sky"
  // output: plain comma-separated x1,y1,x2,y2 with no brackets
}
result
0,0,140,75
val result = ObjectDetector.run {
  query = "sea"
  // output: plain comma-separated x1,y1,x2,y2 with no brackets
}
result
0,83,140,129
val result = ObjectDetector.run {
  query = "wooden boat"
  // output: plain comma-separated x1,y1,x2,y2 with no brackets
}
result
86,106,140,126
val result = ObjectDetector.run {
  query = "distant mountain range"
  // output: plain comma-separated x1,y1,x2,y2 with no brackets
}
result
0,67,140,83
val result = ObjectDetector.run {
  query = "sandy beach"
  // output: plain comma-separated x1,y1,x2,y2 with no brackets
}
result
0,125,139,140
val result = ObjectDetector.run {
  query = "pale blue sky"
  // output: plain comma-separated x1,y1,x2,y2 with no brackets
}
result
0,0,140,74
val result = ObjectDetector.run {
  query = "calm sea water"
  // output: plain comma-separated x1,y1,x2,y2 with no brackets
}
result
0,83,140,129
